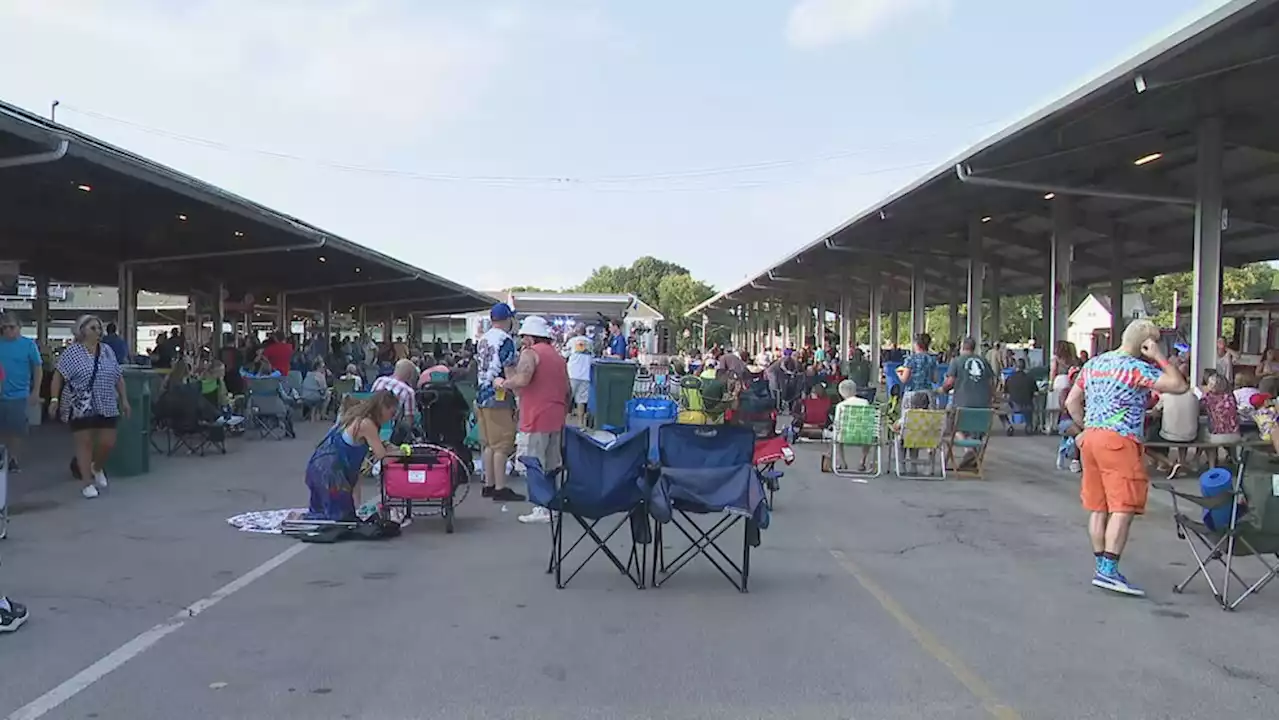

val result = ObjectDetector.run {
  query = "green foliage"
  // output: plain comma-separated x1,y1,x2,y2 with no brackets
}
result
573,256,718,352
503,285,553,293
1138,262,1278,329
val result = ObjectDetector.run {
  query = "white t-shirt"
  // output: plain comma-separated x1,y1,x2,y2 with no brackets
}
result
1157,391,1200,443
565,335,593,382
1234,387,1260,409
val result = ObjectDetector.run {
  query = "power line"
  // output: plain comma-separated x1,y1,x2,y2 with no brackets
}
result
58,104,997,191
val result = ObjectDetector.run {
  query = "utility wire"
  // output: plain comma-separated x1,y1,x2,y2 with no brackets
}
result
59,104,997,191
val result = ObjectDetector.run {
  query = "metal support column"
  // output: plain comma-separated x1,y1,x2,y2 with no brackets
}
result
357,304,367,341
1109,236,1126,350
966,216,984,344
277,291,289,336
988,261,1001,344
700,313,708,351
116,265,137,355
910,266,926,338
887,291,899,349
1191,116,1224,382
816,300,827,348
34,274,49,351
387,309,396,344
323,296,334,349
948,284,961,349
209,281,224,350
839,294,850,360
869,280,883,373
1048,197,1073,350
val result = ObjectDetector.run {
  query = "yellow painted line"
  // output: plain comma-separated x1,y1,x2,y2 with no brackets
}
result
828,548,1022,720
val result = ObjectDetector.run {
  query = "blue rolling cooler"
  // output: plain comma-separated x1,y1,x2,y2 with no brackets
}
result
626,398,678,462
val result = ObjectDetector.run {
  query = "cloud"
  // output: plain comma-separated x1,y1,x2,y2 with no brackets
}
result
786,0,951,49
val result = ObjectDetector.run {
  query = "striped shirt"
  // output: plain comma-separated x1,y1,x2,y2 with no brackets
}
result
371,375,415,420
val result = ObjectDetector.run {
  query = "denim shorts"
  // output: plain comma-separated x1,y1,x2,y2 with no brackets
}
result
0,398,29,435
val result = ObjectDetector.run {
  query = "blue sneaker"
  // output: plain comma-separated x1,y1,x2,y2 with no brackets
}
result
1092,570,1145,597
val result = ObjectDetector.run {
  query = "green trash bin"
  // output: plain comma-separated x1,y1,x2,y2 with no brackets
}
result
589,359,639,432
105,367,154,478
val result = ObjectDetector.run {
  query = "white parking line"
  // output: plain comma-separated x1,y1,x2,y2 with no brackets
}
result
7,543,309,720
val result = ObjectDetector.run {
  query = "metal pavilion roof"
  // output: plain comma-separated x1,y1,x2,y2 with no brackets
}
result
689,0,1278,317
0,101,494,317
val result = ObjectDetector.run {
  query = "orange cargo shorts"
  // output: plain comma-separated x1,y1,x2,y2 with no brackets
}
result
1078,428,1149,514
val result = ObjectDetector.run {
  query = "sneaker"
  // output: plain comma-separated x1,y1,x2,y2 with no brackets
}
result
491,487,526,502
81,485,100,499
1069,459,1081,473
6,457,18,473
0,597,29,633
481,486,494,498
1092,570,1145,597
518,506,552,524
92,468,109,489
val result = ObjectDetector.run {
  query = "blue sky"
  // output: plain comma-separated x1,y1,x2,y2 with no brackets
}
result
0,0,1230,293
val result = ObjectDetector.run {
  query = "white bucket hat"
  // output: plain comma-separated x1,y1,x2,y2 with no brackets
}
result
517,315,553,339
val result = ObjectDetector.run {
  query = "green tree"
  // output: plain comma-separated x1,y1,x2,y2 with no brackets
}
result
572,256,718,352
1139,262,1278,328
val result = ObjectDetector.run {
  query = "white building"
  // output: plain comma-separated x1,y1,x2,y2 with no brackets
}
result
1068,292,1155,357
427,291,665,354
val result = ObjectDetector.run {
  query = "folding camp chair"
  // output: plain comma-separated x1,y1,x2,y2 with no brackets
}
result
832,403,883,479
523,427,652,589
1154,451,1278,610
651,423,769,592
163,384,227,456
893,408,948,480
246,377,294,440
794,394,833,439
945,407,995,478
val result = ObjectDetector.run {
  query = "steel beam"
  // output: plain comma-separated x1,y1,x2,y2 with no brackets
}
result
1191,117,1225,382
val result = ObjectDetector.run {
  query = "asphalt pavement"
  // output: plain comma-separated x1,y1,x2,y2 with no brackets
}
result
1,423,1275,720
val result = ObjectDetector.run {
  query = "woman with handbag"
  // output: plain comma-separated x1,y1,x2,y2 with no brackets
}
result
48,315,131,499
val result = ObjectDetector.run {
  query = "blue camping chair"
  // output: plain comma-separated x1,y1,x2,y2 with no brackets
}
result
651,423,769,592
523,427,652,589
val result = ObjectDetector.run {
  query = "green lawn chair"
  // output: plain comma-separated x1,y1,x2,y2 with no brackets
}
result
832,403,883,480
1154,451,1278,610
946,407,995,478
894,408,948,480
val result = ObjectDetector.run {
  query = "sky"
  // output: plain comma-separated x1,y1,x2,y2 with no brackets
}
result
0,0,1234,294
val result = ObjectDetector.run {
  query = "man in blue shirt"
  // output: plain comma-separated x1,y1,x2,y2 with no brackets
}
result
0,312,43,471
103,322,130,365
606,320,628,359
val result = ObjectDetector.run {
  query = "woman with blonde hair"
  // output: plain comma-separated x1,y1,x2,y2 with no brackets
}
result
48,314,131,499
303,389,401,521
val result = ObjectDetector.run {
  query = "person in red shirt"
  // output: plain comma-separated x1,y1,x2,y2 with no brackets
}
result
494,315,568,525
262,331,294,376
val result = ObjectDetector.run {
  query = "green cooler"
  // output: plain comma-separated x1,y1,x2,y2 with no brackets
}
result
589,359,639,432
105,367,154,477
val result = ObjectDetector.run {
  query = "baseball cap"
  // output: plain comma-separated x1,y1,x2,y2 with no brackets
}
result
490,303,514,321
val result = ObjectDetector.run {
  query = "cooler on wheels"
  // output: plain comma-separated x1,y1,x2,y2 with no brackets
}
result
589,359,638,432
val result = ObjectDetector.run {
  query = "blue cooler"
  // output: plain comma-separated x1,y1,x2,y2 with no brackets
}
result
626,397,678,462
1199,467,1238,530
883,361,901,394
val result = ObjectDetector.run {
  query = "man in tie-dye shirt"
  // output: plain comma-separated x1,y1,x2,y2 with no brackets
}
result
1065,319,1188,598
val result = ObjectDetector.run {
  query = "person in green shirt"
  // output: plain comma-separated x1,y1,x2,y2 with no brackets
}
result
846,348,872,390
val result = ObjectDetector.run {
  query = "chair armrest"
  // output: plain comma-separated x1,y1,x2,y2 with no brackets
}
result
1152,481,1235,509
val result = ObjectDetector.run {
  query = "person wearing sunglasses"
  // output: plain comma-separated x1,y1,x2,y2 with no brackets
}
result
48,315,131,499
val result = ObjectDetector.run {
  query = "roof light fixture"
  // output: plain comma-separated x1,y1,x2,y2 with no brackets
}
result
1043,192,1056,200
318,255,327,263
981,216,992,223
234,230,244,237
176,213,188,221
76,183,92,192
1133,73,1147,94
1133,152,1162,166
354,266,361,273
